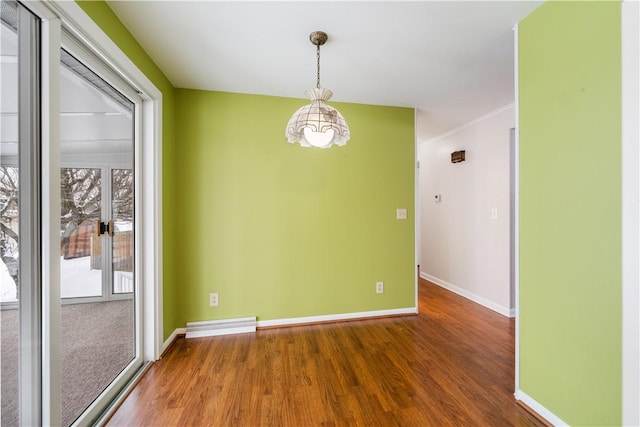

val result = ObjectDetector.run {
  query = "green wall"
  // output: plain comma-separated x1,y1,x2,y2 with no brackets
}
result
76,1,179,339
175,90,415,324
518,2,622,425
75,1,415,338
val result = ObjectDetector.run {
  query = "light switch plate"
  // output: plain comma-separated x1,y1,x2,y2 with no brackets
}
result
396,208,407,220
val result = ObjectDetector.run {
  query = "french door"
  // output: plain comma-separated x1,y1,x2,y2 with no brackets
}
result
0,1,149,425
60,165,134,302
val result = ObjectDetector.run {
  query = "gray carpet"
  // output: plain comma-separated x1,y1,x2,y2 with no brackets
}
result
1,299,134,426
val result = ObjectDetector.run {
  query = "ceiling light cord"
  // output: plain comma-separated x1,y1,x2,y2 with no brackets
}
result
316,44,321,89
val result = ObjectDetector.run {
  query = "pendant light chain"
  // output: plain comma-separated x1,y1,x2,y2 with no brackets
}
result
316,44,321,89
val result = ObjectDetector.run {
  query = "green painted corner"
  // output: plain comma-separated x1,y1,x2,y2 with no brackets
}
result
518,1,622,425
174,90,415,326
76,0,179,340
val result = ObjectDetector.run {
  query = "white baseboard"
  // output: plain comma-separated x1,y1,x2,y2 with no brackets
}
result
162,327,186,354
256,307,417,328
515,389,568,426
164,308,417,348
420,273,514,318
186,316,257,339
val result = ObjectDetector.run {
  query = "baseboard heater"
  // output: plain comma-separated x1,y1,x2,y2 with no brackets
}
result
185,316,257,339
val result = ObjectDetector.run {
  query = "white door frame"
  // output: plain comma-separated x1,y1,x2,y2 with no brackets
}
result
621,1,640,425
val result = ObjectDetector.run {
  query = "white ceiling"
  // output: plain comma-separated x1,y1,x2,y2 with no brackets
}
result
108,1,541,140
1,21,132,158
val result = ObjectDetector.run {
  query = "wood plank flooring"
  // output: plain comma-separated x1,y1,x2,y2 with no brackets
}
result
106,280,544,426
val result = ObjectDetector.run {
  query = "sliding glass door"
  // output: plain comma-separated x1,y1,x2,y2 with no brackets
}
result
58,45,138,425
0,2,147,425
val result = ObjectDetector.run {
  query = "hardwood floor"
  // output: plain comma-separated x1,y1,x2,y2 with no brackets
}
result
106,280,544,426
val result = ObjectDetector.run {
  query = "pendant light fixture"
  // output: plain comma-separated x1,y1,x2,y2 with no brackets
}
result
285,31,350,148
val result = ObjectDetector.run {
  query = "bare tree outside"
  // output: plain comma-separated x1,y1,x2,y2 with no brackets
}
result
0,167,133,298
111,169,133,223
60,168,102,256
0,166,19,290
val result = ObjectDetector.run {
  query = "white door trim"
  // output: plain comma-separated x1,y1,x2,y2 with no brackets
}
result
512,22,521,395
622,1,640,425
414,109,420,309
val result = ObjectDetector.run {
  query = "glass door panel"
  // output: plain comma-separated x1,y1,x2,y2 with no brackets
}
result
59,48,135,426
0,168,18,302
60,167,102,298
111,169,133,295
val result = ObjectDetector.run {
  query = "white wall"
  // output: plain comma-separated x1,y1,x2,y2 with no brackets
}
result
418,104,514,316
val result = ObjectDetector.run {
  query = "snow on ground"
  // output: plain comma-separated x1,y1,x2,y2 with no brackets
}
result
1,257,102,302
60,256,102,298
0,262,17,302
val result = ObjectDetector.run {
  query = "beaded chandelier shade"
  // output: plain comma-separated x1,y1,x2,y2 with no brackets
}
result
285,31,351,148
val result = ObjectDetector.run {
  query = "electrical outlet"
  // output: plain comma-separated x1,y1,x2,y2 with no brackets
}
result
209,292,219,307
376,281,384,294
